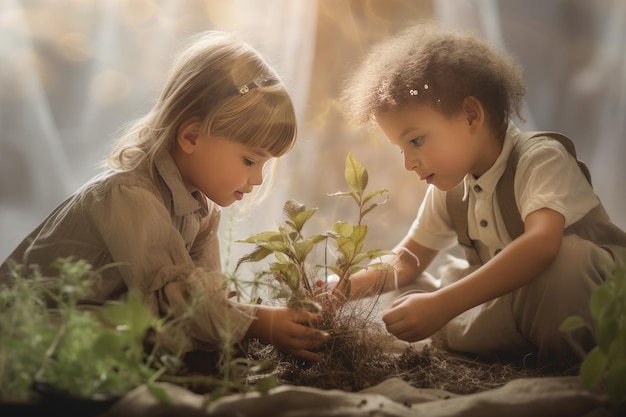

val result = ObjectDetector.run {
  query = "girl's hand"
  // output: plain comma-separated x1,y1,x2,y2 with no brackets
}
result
381,291,449,343
249,305,330,362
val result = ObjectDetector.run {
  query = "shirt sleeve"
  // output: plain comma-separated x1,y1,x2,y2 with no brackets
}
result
407,184,459,250
515,138,599,228
89,183,256,353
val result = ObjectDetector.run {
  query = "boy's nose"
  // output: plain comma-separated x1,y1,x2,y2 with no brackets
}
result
404,154,420,172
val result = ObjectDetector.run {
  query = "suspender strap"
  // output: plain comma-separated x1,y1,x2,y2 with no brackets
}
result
445,130,592,259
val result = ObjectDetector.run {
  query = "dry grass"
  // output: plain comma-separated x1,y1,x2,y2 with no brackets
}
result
245,296,580,396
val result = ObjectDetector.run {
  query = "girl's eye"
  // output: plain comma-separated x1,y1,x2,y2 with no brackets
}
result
243,158,255,167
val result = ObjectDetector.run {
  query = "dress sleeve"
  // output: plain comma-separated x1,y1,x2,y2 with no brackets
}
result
89,184,256,353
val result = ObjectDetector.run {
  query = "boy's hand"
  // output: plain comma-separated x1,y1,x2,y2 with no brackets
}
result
381,291,449,343
314,274,350,311
250,305,330,362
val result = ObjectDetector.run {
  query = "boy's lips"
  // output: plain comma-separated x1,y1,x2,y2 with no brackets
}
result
420,174,434,184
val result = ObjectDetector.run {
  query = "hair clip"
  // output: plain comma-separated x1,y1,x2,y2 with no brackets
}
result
238,76,272,95
409,82,430,96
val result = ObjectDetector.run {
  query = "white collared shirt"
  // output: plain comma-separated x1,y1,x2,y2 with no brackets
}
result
408,123,599,260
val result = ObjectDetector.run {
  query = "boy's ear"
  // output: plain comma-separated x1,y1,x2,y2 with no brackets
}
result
462,96,484,132
177,119,202,153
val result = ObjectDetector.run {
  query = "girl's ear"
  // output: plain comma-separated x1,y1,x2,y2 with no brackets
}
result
462,96,484,132
177,119,202,154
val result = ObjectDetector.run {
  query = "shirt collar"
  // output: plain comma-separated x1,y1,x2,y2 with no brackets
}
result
461,122,519,201
154,150,208,216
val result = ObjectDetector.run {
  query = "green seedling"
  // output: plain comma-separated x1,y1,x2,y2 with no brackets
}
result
560,266,626,408
235,152,395,311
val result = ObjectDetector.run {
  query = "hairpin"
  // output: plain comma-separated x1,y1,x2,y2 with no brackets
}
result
238,76,272,95
409,83,430,96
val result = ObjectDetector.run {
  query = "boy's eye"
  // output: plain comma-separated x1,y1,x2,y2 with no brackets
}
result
410,136,424,146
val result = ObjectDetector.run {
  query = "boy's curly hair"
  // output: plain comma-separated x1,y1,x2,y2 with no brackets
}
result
340,21,525,139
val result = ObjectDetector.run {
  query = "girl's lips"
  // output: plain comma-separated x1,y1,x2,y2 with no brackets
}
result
235,191,244,200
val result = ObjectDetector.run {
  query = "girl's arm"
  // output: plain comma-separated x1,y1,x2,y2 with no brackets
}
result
382,207,564,342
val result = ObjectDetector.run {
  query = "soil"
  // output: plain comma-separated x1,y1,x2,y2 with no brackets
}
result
245,302,580,396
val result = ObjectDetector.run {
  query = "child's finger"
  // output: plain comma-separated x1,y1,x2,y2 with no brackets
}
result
285,348,323,362
292,309,322,324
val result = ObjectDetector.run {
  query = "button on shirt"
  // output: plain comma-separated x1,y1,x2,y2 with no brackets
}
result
408,123,599,261
1,150,256,353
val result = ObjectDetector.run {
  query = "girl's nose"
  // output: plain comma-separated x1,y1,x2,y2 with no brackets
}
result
249,167,264,186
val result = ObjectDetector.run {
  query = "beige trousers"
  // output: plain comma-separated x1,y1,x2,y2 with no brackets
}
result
441,234,614,364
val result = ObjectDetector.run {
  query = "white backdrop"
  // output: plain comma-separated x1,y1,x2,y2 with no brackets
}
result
1,0,624,276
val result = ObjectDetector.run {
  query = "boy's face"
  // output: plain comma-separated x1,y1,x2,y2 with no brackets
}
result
179,133,271,207
375,103,486,191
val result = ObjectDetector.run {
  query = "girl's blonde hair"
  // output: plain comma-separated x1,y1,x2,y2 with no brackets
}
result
340,22,525,139
107,31,297,181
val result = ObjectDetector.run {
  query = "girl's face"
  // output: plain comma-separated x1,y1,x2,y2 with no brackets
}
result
179,133,272,207
375,102,492,191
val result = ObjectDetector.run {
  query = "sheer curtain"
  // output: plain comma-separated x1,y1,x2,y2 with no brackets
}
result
0,0,318,268
1,0,624,275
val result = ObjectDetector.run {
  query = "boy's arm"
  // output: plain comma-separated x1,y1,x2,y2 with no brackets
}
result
345,235,439,300
442,207,564,313
383,207,564,342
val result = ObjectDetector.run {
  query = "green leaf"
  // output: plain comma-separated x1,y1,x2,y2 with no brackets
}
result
293,209,318,231
345,152,368,194
337,240,356,260
607,328,626,364
349,225,368,246
326,191,354,198
348,265,365,275
283,199,306,219
366,249,396,259
333,221,354,237
580,347,607,389
236,231,283,243
596,315,618,353
293,240,315,261
559,316,587,332
235,247,273,270
362,189,389,206
605,363,626,405
351,253,369,265
147,383,172,404
255,375,279,394
361,202,386,218
590,284,613,319
93,331,124,357
101,291,151,332
325,266,344,276
259,240,289,253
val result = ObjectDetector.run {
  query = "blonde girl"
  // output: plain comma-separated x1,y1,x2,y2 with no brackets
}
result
337,23,626,365
1,31,328,364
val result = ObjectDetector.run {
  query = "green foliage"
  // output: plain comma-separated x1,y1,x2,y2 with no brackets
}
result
235,152,394,307
0,257,274,405
560,266,626,406
0,258,171,403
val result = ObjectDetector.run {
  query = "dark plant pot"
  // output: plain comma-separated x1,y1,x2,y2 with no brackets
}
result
0,382,121,417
